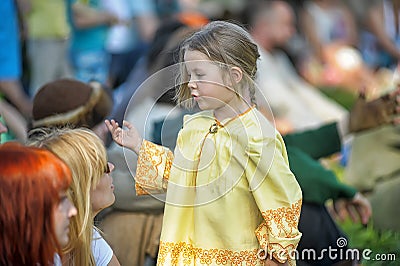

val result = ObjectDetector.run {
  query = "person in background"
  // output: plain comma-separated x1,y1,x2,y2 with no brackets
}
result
101,0,159,88
0,0,32,117
28,127,120,266
308,0,400,232
0,142,77,265
249,0,347,133
67,0,119,85
299,0,377,95
19,0,72,96
356,0,400,70
29,78,113,143
0,99,27,143
248,1,399,264
300,0,358,63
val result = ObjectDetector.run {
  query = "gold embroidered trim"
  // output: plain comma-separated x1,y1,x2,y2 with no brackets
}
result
158,241,261,265
135,140,173,195
255,199,302,265
162,150,174,190
262,199,302,238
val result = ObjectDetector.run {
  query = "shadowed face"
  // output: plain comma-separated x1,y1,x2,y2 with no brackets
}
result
91,162,115,214
270,3,296,46
53,191,77,247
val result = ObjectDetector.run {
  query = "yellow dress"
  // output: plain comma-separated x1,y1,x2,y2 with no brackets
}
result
135,107,302,265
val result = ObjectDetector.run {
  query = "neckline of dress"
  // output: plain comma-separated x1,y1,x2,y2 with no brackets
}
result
213,105,255,128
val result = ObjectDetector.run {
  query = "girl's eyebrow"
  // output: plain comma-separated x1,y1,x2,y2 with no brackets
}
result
187,67,202,72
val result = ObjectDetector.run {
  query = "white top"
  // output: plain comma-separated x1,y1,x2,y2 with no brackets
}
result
256,48,347,131
101,0,155,52
54,228,113,266
92,229,114,265
304,1,348,44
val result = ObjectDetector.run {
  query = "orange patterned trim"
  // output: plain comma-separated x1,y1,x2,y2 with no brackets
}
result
255,199,302,265
135,140,174,195
158,241,261,266
261,199,302,238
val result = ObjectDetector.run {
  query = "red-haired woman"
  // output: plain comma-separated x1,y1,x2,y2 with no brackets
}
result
0,142,77,265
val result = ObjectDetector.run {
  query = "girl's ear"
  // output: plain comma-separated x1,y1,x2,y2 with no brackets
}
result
230,66,243,84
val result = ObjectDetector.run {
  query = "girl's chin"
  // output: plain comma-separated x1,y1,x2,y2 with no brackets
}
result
196,102,210,111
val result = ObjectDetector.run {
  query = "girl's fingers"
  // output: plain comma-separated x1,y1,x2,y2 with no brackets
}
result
105,120,115,132
123,120,132,129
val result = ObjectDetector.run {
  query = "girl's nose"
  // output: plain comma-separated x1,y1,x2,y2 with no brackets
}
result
187,77,197,89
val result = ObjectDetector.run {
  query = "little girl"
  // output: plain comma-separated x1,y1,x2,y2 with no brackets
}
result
106,21,302,266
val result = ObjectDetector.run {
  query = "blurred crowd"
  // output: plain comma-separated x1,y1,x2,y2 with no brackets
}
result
1,0,400,265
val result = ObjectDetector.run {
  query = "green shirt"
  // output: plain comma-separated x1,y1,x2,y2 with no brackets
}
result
283,122,357,204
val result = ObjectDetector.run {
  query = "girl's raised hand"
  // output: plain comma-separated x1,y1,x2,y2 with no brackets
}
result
105,119,142,154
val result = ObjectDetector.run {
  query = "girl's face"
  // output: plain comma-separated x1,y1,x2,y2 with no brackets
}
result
184,50,238,112
91,162,115,214
53,191,77,247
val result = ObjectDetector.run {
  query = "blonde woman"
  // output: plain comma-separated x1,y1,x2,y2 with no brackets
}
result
28,127,120,266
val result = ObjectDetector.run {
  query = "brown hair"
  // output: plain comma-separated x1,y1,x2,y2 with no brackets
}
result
31,79,113,130
175,21,260,109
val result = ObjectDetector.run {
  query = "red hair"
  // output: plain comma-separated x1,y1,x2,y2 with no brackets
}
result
0,142,72,265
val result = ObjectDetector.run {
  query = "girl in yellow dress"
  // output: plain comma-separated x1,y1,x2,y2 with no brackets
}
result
106,21,302,266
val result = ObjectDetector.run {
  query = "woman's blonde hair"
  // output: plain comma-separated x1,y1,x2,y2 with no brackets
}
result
175,20,260,109
27,127,108,266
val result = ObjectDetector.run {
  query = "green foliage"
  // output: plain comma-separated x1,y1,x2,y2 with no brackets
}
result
338,219,400,265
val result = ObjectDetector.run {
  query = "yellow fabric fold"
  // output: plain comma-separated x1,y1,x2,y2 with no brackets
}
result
135,108,302,265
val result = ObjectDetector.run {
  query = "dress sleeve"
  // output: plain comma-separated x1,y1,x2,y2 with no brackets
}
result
246,133,302,265
135,140,174,195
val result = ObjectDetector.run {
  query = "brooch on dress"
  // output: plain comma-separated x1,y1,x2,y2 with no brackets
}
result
209,123,218,134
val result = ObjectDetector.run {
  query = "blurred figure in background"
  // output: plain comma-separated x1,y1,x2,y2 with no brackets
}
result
339,0,400,233
29,78,113,143
0,142,77,265
67,0,119,85
249,0,347,133
20,0,72,96
300,0,358,63
248,1,400,264
0,99,27,143
358,0,400,70
101,0,159,88
299,0,379,96
0,0,32,117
